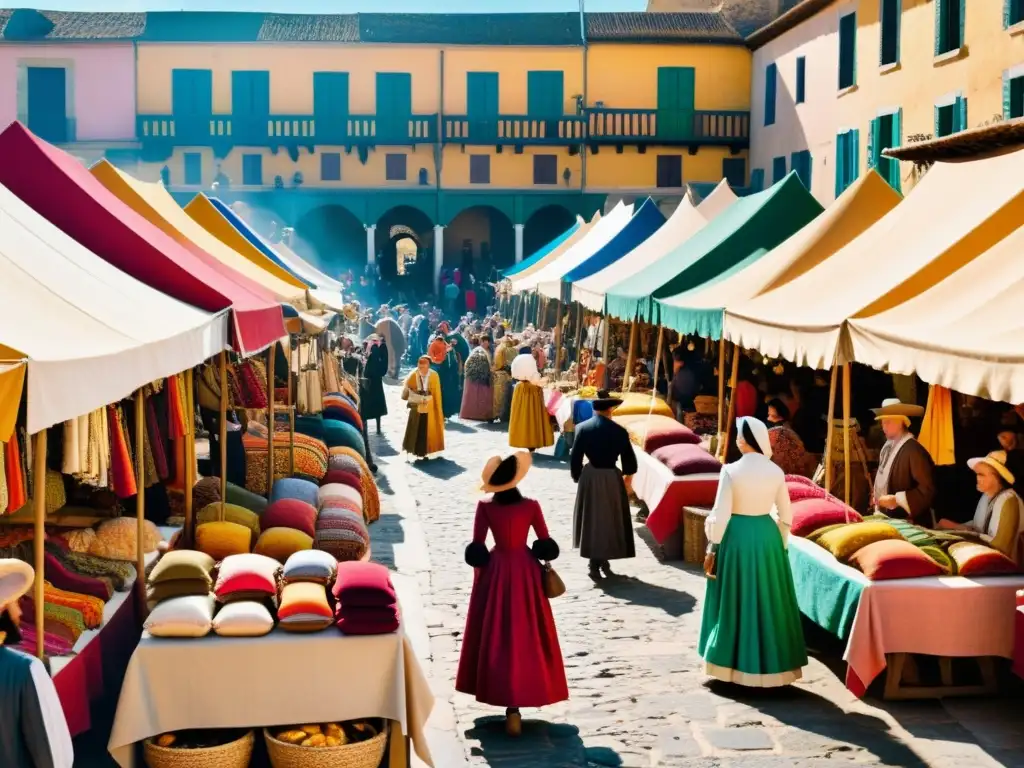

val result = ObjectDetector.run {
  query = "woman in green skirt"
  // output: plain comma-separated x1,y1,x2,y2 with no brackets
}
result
698,416,807,687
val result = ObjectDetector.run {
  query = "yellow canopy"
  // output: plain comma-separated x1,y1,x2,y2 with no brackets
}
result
0,360,26,442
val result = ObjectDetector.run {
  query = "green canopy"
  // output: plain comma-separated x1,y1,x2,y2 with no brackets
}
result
604,172,823,324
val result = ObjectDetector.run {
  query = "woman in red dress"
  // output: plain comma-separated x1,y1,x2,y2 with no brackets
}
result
456,451,568,736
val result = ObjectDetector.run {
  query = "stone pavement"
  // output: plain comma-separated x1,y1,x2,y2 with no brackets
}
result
368,382,1024,768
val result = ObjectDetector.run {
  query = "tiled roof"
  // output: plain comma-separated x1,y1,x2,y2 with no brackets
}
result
259,14,359,43
358,13,582,46
586,12,741,43
0,9,142,40
745,0,835,48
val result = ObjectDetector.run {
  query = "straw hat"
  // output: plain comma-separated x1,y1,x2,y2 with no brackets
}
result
968,450,1016,486
737,416,773,460
480,451,532,493
871,398,924,420
0,559,34,608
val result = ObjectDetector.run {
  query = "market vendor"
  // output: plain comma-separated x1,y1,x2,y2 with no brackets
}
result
0,559,74,768
871,398,936,523
937,451,1023,562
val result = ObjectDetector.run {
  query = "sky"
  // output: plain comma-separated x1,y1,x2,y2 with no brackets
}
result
24,0,647,11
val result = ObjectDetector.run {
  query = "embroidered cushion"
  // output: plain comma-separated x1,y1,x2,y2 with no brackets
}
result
948,541,1018,576
787,481,828,503
816,521,902,562
293,414,327,442
919,545,958,575
327,453,364,477
283,549,338,583
278,582,333,632
321,469,362,493
196,521,252,561
336,615,400,636
607,392,674,419
261,499,318,538
332,561,396,607
805,523,847,544
197,503,261,544
255,527,313,563
212,600,275,637
319,483,363,510
225,482,269,515
615,414,701,453
144,594,215,638
214,553,281,599
320,495,364,519
323,419,366,454
328,447,379,523
324,403,363,431
269,477,320,509
650,444,721,477
848,539,943,580
876,517,938,548
315,509,370,562
785,474,819,488
791,498,863,538
149,550,215,586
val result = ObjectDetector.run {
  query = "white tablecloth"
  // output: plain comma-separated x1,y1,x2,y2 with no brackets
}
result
108,627,434,767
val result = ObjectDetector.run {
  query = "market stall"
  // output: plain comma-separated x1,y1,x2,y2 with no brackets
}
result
504,211,597,280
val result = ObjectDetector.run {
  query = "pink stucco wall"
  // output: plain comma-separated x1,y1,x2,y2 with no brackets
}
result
0,43,136,141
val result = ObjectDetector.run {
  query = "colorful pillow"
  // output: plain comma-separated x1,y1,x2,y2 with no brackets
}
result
332,561,396,607
283,549,338,584
316,509,370,562
146,578,211,607
196,521,252,561
261,499,318,538
785,474,819,488
144,594,215,638
324,403,363,432
88,517,164,561
320,495,364,519
293,414,327,442
848,539,944,581
269,477,320,509
608,392,674,419
319,483,363,510
322,419,366,454
816,522,903,562
876,517,937,548
948,541,1018,576
197,503,261,544
213,601,275,637
650,444,721,477
328,447,380,523
278,582,333,632
193,476,222,512
790,498,863,538
149,550,216,586
214,553,281,599
787,482,828,503
225,482,269,515
805,523,847,544
920,545,958,575
254,527,313,563
327,453,364,477
321,469,362,493
616,414,701,453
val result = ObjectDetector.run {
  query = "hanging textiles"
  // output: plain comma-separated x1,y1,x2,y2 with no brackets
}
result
227,359,269,409
147,397,170,481
108,404,137,499
4,433,25,512
919,385,956,467
0,439,6,514
321,350,341,395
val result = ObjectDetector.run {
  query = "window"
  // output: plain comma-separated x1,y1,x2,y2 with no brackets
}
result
834,129,860,197
868,110,902,192
935,0,964,56
231,70,270,143
764,63,778,126
1008,0,1024,28
771,156,787,184
377,73,413,142
313,72,350,143
533,155,557,185
183,152,202,185
656,67,696,139
750,168,765,191
935,95,967,137
722,157,746,188
880,0,901,66
470,155,490,184
795,57,806,104
790,150,812,190
385,153,407,181
838,13,857,90
1005,71,1024,119
656,155,683,188
467,72,500,141
241,154,262,186
527,71,565,117
320,152,341,182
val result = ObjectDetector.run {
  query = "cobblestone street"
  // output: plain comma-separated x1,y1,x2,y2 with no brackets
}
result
368,383,1024,768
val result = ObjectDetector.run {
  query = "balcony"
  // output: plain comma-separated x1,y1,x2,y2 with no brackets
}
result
586,108,750,150
442,115,586,147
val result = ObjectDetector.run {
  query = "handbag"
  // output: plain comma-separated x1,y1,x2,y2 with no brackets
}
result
541,562,565,599
704,543,718,580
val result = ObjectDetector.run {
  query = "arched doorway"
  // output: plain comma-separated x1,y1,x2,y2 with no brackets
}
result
375,205,434,301
293,204,365,278
446,205,515,282
523,204,576,259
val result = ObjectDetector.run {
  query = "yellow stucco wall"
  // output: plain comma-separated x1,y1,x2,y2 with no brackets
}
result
586,146,741,190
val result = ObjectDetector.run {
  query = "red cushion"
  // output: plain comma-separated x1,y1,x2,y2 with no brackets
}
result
616,414,700,453
261,499,318,538
791,497,863,537
651,444,721,477
785,474,819,488
848,539,943,580
787,481,828,503
948,542,1019,576
332,561,397,606
321,469,362,493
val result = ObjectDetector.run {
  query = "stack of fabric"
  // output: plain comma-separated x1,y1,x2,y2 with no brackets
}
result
278,550,338,633
144,550,216,638
316,481,370,562
211,553,280,637
327,447,380,523
332,561,400,636
255,499,317,563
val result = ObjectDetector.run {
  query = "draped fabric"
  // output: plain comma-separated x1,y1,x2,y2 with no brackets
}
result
108,405,137,499
4,435,25,512
919,385,956,467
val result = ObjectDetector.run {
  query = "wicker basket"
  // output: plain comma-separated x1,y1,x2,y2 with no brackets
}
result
683,506,710,565
693,396,719,416
143,730,254,768
263,722,387,768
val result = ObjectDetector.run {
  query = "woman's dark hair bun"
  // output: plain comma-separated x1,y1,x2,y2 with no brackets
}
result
741,421,763,454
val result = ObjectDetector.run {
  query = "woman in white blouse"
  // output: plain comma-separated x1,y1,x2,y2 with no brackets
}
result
698,416,808,687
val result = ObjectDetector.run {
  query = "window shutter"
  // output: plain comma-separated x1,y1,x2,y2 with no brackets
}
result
934,105,940,137
765,64,777,126
957,96,968,132
851,129,860,182
750,168,764,191
835,133,845,198
1005,71,1012,119
805,152,813,192
958,0,966,48
867,117,879,169
892,108,902,192
1007,0,1012,29
934,0,943,55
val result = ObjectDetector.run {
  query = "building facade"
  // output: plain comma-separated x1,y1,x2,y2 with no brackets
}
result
0,9,751,287
749,0,1024,206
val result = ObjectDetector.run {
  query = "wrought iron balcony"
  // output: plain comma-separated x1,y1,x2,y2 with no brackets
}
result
442,115,586,146
586,107,750,149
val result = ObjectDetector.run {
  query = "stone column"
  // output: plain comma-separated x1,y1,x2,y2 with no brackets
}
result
365,224,376,266
433,224,444,295
514,223,525,264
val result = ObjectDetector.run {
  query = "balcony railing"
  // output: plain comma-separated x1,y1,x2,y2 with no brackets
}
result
587,107,750,147
442,115,586,146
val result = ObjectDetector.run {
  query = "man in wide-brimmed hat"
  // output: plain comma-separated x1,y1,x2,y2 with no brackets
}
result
0,559,74,767
871,398,935,522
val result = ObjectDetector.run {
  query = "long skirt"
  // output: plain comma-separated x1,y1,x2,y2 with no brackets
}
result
572,465,635,560
698,515,807,687
509,381,554,450
499,377,515,423
460,379,495,421
493,370,511,420
402,408,430,458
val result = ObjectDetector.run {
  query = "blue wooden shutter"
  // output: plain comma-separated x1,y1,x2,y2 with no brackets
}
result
772,156,787,183
839,14,856,88
313,72,349,142
764,63,777,125
835,133,845,198
850,129,860,184
750,168,765,192
958,0,966,48
867,117,879,169
467,71,499,141
934,0,943,55
956,96,968,132
527,71,565,118
171,69,212,143
26,66,68,143
796,57,806,104
1005,71,1012,119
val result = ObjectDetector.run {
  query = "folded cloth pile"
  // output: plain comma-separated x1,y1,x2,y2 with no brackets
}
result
332,561,400,635
212,553,280,637
146,550,214,611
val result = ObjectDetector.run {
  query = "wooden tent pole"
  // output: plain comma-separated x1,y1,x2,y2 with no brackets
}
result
843,362,853,507
134,390,148,616
716,337,726,438
219,351,228,519
824,363,839,494
553,300,564,372
289,339,296,475
652,325,665,395
32,429,47,659
722,347,740,460
623,320,638,393
184,370,195,545
266,342,276,499
573,304,585,386
535,294,544,330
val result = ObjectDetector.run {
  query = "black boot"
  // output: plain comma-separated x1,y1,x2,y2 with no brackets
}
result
588,559,603,581
599,560,616,579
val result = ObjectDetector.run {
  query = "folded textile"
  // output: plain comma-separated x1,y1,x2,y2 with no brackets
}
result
335,616,400,635
332,561,396,607
45,551,111,601
18,624,74,657
335,603,399,623
147,578,212,605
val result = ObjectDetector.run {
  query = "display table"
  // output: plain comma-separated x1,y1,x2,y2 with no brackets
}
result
634,448,719,550
790,537,1024,698
108,627,434,768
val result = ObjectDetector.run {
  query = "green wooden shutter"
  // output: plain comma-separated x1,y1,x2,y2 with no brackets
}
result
867,117,879,169
795,57,806,104
171,69,212,143
957,96,968,132
750,168,764,191
891,109,902,192
1007,0,1012,28
26,66,68,143
313,72,349,142
764,63,777,125
1012,77,1024,119
851,128,860,183
231,71,269,116
527,71,564,118
1006,71,1012,119
835,133,845,198
958,0,966,48
934,0,943,55
657,66,695,138
839,14,857,88
377,72,413,142
467,72,499,141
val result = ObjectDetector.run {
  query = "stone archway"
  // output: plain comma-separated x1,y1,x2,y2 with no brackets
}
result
375,205,434,300
523,204,576,260
445,205,515,280
293,203,366,278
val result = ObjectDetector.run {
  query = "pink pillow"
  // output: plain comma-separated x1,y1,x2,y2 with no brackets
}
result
321,469,362,494
791,497,863,538
261,499,318,538
320,496,364,518
214,553,280,598
787,482,828,502
617,414,700,453
949,542,1019,576
848,539,943,580
651,444,721,477
332,561,397,606
785,474,819,487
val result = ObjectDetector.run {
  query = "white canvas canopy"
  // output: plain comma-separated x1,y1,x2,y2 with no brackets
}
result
571,181,736,312
0,182,228,434
724,148,1024,369
511,202,634,294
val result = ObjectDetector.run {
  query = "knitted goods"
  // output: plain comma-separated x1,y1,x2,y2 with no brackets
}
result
225,482,269,515
44,582,105,628
321,469,362,494
193,477,222,513
322,420,366,454
197,503,261,544
89,518,163,562
324,402,363,432
315,508,369,562
64,527,97,554
196,521,252,561
63,552,134,591
270,478,320,509
255,527,314,563
44,551,111,601
327,453,363,478
327,447,380,524
318,483,362,511
243,425,328,495
293,415,327,442
332,561,396,606
261,499,318,538
319,496,364,519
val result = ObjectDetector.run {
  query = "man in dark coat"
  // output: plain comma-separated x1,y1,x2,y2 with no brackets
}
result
871,398,936,524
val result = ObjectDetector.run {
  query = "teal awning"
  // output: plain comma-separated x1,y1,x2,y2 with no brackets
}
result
501,219,579,278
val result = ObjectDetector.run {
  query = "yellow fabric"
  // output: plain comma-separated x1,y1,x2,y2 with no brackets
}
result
255,527,313,564
816,522,903,562
918,385,955,466
509,381,554,449
0,361,25,441
609,392,674,419
403,369,445,455
197,502,261,542
196,521,252,561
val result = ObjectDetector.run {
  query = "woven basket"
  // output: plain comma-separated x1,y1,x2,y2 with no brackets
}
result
693,396,719,416
683,506,710,565
263,722,387,768
143,730,254,768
